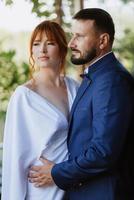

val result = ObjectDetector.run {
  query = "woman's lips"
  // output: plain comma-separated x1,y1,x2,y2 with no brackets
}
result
38,56,49,60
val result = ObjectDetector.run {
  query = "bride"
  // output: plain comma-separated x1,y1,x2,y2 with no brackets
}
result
2,20,79,200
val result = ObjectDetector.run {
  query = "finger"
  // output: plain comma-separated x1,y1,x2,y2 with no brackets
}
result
28,172,48,182
34,179,53,187
29,172,47,182
39,157,51,164
30,165,42,172
33,176,48,187
34,181,45,187
29,174,52,185
29,176,43,183
28,172,41,178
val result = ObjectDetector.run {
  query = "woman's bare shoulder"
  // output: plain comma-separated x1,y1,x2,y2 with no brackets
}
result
23,80,34,90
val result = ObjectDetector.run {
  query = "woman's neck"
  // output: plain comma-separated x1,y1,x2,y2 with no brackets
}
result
34,69,63,87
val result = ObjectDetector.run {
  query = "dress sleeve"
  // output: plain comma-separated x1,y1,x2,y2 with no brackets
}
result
2,88,29,200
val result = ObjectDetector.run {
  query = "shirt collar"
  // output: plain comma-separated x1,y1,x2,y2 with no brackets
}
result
84,51,112,74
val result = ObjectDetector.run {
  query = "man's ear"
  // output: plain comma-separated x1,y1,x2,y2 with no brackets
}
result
99,33,110,50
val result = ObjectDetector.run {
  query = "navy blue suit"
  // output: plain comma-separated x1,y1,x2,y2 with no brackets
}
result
52,53,134,200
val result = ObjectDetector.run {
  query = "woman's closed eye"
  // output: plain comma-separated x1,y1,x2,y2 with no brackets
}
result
33,42,40,46
47,41,55,45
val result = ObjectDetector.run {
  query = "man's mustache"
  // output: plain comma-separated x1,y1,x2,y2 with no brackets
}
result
71,48,80,53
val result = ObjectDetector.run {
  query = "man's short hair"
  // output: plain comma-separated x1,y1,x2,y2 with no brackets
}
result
73,8,115,45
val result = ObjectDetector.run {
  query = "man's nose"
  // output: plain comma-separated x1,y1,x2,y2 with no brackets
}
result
68,37,76,48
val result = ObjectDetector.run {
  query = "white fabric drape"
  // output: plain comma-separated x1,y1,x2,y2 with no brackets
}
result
2,76,79,200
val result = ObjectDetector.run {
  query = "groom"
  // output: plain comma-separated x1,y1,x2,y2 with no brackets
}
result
28,8,134,199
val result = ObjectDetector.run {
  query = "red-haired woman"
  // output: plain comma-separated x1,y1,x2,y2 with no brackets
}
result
2,20,79,200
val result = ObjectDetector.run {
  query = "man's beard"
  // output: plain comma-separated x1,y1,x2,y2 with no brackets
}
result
71,48,97,65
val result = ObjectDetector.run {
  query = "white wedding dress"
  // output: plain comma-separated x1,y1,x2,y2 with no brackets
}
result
2,76,79,200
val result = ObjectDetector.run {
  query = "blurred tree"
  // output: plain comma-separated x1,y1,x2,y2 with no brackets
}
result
3,0,84,25
28,0,84,26
115,29,134,76
1,0,134,92
3,0,133,9
121,0,133,3
0,48,29,118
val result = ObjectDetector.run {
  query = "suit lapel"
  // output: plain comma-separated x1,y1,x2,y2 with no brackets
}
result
69,77,92,128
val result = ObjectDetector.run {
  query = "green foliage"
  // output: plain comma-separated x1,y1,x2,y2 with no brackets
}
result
118,29,134,59
30,0,54,17
2,0,13,5
0,49,29,118
121,0,133,3
115,29,134,76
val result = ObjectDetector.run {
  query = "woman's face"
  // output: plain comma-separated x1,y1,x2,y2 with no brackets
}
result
32,32,61,70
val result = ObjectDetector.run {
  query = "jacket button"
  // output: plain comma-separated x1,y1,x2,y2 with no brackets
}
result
79,182,82,186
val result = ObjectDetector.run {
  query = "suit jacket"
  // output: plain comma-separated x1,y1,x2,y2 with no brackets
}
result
52,52,134,200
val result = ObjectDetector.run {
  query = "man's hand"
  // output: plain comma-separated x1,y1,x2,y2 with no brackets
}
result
28,157,55,187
